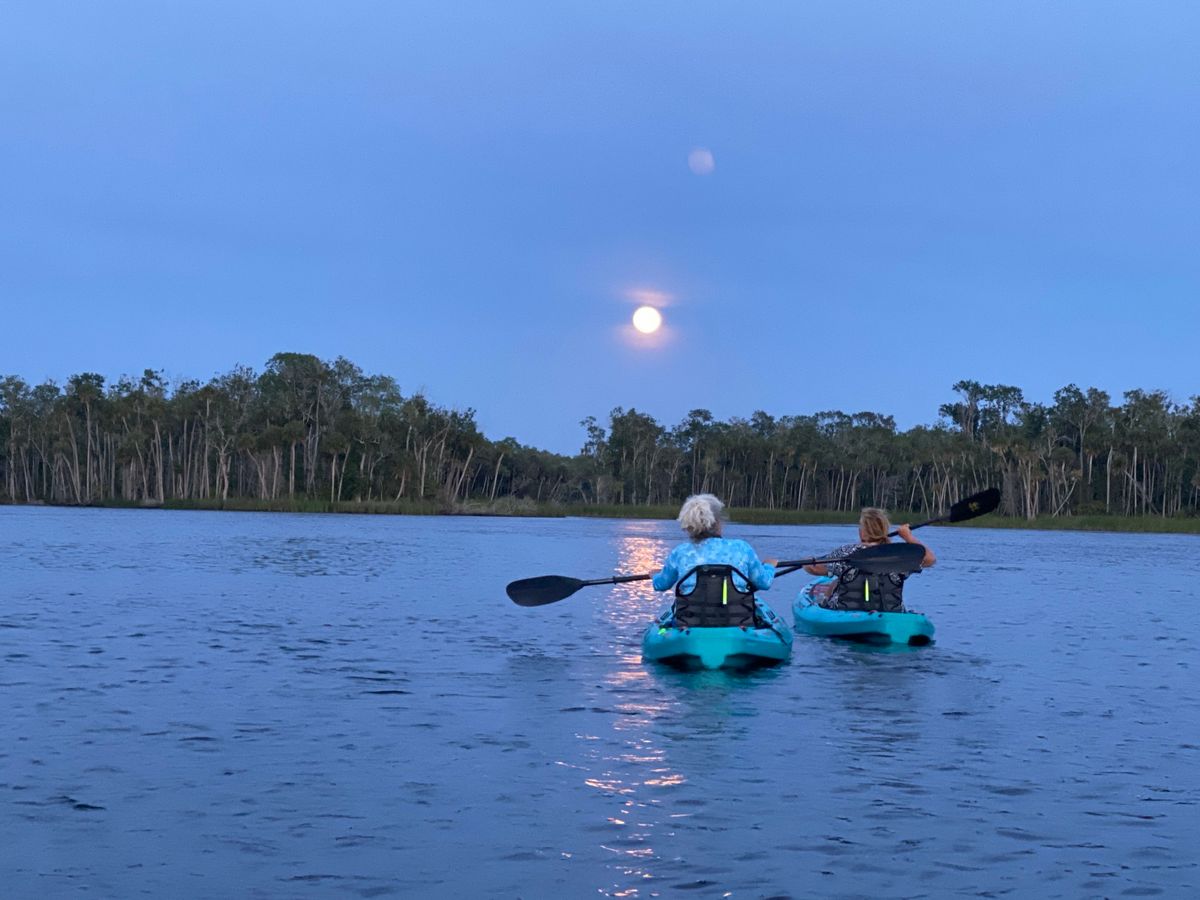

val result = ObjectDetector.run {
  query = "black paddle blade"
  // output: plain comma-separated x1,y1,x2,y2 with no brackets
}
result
948,487,1001,523
845,542,926,574
506,575,585,607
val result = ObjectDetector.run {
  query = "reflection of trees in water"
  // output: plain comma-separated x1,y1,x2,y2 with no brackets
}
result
181,536,400,578
812,642,997,760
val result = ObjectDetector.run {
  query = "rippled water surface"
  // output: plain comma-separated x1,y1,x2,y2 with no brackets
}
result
2,507,1198,898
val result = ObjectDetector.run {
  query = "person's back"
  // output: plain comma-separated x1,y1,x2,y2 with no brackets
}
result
653,535,774,594
671,563,759,627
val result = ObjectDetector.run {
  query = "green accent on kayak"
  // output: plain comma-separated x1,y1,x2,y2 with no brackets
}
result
641,599,793,669
793,578,935,646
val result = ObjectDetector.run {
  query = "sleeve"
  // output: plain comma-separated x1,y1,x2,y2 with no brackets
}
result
737,541,775,591
652,546,680,591
823,543,859,579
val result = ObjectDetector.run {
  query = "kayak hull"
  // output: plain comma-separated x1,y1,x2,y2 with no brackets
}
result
793,580,935,646
641,599,793,669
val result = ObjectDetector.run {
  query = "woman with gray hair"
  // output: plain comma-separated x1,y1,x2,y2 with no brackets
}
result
651,494,777,595
642,493,792,667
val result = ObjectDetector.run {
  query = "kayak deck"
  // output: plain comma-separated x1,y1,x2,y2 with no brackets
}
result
641,599,793,669
793,580,935,646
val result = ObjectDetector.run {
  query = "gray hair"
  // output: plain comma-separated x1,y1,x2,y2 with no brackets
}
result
677,493,724,540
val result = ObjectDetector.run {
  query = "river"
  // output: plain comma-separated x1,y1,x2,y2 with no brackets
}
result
2,507,1196,897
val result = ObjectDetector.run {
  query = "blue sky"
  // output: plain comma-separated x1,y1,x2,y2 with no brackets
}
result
2,2,1197,453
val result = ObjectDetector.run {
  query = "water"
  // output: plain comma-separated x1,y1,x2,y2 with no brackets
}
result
2,507,1197,898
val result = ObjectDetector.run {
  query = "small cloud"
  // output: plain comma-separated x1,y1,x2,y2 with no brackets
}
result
626,288,672,307
688,147,715,175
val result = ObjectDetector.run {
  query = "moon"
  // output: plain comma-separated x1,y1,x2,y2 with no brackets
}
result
688,148,715,175
632,306,663,334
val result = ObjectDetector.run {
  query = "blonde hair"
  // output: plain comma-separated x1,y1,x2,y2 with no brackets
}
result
677,494,724,540
859,507,891,544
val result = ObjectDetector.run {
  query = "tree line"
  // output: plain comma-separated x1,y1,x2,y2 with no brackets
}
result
1,355,1197,520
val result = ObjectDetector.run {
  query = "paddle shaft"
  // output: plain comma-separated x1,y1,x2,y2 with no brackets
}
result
775,554,837,570
774,547,916,579
775,559,836,578
887,487,1000,536
579,573,653,588
887,517,943,538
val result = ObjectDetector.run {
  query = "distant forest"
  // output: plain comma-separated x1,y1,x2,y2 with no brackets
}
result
2,352,1197,520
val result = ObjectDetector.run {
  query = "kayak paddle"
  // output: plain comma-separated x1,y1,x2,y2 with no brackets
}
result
506,543,924,607
772,489,999,578
773,541,926,579
888,487,1000,536
506,573,652,607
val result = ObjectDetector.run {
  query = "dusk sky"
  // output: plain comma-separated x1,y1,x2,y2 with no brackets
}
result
2,2,1197,454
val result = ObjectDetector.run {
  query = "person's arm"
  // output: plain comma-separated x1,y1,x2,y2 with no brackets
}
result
897,525,936,567
651,563,677,591
651,547,680,591
740,542,776,591
805,542,849,576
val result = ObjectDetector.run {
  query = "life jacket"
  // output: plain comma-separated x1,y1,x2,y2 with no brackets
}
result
673,565,757,628
833,568,906,612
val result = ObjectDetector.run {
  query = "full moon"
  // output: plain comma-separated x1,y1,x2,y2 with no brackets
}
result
632,306,663,334
688,147,715,175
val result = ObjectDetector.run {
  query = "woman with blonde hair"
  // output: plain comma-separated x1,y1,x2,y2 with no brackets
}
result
803,507,936,611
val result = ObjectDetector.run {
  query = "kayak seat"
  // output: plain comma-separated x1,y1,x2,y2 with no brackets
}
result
673,565,757,628
828,569,907,612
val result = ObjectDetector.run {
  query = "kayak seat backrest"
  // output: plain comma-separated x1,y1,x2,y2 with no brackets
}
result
834,568,905,612
673,565,757,628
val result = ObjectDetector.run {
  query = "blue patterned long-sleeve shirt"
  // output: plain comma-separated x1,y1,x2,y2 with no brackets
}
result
652,537,775,594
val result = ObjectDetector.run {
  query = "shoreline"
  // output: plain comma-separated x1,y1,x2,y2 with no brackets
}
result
4,498,1198,535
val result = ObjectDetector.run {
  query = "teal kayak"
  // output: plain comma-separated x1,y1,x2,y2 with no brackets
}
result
793,578,935,646
641,599,793,669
